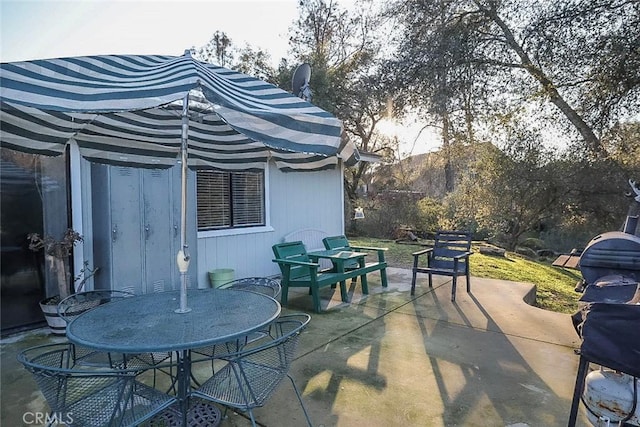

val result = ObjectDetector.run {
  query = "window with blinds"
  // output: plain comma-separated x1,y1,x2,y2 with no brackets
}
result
196,170,265,230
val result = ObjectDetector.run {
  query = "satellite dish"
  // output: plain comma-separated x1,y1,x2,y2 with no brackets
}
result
292,63,312,102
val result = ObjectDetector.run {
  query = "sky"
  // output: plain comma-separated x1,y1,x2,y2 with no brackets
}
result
0,0,300,64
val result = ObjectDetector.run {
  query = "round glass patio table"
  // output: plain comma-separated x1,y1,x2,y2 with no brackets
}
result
66,288,281,426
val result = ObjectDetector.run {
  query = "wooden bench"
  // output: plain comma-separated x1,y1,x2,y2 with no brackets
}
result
411,230,473,301
322,235,388,289
272,241,379,313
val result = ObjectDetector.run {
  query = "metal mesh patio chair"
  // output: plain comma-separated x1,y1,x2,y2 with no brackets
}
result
58,290,134,367
218,277,282,299
192,278,282,367
58,290,174,388
191,313,312,427
57,290,135,323
17,342,176,427
218,277,282,345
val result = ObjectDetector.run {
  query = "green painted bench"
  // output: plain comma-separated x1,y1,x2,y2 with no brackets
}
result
272,241,378,313
322,235,388,289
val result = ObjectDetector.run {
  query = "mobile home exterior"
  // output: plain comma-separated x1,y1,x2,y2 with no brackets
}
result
81,156,345,293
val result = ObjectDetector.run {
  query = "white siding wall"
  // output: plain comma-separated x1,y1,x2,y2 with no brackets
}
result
195,161,344,288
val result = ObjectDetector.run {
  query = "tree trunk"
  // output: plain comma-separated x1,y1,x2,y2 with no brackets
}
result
442,113,454,193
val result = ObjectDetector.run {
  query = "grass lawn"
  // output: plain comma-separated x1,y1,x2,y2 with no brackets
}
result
349,237,583,314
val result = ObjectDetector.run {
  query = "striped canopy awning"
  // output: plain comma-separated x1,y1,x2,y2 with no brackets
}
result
0,53,357,171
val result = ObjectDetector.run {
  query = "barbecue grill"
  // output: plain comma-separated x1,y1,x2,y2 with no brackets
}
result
578,231,640,303
578,179,640,302
568,179,640,427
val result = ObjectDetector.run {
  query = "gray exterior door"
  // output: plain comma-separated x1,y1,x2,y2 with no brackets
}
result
91,164,197,295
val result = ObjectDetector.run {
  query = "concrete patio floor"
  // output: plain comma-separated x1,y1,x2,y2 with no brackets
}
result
1,267,591,426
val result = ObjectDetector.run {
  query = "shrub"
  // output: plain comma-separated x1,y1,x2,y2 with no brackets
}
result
416,197,444,234
520,237,546,250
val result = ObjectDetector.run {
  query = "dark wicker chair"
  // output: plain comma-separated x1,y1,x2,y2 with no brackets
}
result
191,313,312,427
17,342,176,427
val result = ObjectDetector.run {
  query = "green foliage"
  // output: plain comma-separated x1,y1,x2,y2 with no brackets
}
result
390,0,638,159
366,131,637,253
233,45,276,83
603,122,640,179
445,135,565,250
351,193,423,238
520,238,546,251
288,0,401,204
349,237,582,313
515,246,538,258
416,197,444,232
194,31,233,66
347,237,419,266
194,31,278,85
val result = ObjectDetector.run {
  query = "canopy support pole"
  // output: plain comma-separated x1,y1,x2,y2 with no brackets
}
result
176,92,191,314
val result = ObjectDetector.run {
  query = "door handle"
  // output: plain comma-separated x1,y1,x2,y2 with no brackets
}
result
112,224,118,242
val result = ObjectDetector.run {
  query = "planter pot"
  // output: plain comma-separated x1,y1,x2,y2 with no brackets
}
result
39,300,66,335
209,268,234,288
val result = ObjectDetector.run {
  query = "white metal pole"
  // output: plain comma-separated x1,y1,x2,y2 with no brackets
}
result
176,92,191,313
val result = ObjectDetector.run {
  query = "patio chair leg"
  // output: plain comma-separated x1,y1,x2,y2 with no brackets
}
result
466,271,471,293
248,409,258,427
410,271,417,296
428,272,433,288
288,374,314,427
339,281,348,302
380,268,388,287
220,406,230,422
360,274,369,294
311,287,322,313
451,276,457,302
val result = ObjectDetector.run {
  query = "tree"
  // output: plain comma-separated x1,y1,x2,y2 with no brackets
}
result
452,129,565,250
602,121,640,172
195,31,233,66
194,31,277,84
525,0,640,148
233,44,277,83
390,0,639,160
388,0,494,192
341,68,403,202
553,142,640,243
288,0,401,204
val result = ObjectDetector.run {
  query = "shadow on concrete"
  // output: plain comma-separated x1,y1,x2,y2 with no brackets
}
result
1,268,588,426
